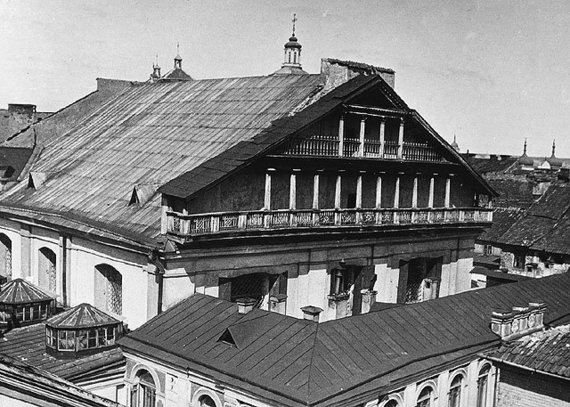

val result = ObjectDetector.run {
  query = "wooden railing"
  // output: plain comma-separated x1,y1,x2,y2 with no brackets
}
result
166,207,493,237
282,136,444,162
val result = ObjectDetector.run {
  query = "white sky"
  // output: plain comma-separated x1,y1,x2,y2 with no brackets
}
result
1,0,569,157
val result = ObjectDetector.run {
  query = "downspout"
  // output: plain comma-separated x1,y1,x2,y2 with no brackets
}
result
149,249,166,315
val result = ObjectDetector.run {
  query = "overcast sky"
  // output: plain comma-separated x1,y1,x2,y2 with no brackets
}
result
1,0,568,157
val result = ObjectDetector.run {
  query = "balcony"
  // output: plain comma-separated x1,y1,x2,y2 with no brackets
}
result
166,207,493,238
281,136,445,162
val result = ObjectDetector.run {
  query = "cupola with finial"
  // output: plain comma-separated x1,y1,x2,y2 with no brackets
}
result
273,14,308,75
160,43,194,82
547,139,563,169
518,139,534,168
451,134,459,152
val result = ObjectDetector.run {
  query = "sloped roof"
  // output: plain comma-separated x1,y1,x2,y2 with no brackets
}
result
160,74,496,200
120,273,570,406
0,75,323,246
161,68,193,81
494,184,570,253
487,325,570,379
0,323,124,383
47,303,120,329
0,279,54,304
465,156,518,175
478,207,525,242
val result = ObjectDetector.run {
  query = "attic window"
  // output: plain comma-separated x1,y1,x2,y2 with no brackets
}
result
28,172,47,189
218,328,236,346
129,184,157,207
129,189,140,206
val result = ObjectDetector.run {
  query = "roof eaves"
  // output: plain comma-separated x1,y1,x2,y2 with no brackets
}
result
411,111,498,197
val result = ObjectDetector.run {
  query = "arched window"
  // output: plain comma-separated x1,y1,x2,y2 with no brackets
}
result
448,374,463,407
476,365,491,407
131,370,156,407
199,395,217,407
0,233,12,281
38,247,57,293
94,264,122,315
416,386,433,407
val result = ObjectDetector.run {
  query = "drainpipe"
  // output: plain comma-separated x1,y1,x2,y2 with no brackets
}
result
149,249,166,315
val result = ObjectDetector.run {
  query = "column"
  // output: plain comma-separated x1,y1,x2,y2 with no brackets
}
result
335,172,343,209
356,171,364,208
397,118,404,159
393,174,401,209
335,171,343,225
428,174,436,208
376,173,383,208
312,171,322,209
289,169,300,210
338,116,345,157
445,174,453,208
379,118,385,157
358,117,366,157
412,174,419,208
264,168,275,210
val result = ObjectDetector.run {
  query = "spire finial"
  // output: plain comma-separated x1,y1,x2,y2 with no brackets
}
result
523,138,527,155
552,139,556,157
292,13,297,36
174,43,182,69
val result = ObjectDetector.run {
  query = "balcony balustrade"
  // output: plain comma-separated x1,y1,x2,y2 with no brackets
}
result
166,207,493,238
282,136,444,162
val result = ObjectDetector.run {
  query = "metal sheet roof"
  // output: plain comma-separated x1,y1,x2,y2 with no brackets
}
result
47,303,120,329
0,278,54,304
120,273,570,406
0,75,323,245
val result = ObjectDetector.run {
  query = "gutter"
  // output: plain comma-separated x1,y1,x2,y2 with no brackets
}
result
484,355,570,382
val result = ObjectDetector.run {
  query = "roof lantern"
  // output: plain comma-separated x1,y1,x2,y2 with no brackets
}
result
0,279,56,332
518,139,534,167
547,139,563,168
160,43,193,82
174,42,182,70
273,14,308,75
45,303,124,358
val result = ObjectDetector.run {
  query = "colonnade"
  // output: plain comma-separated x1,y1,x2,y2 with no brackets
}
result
264,168,454,211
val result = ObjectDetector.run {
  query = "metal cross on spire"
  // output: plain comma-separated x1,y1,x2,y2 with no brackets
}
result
292,13,297,36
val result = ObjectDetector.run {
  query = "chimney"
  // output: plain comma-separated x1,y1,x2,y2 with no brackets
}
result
236,298,257,314
320,59,396,94
491,301,546,340
301,305,323,322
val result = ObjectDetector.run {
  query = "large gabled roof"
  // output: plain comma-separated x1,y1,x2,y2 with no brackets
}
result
0,74,324,247
160,73,495,201
120,273,570,407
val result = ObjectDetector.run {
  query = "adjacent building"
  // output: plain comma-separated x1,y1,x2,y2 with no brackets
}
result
118,271,570,407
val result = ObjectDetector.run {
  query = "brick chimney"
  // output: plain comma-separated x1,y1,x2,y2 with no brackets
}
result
491,301,546,340
320,58,395,94
301,305,323,322
236,298,257,314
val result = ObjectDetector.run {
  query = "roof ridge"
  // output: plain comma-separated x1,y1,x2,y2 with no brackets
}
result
306,318,320,403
